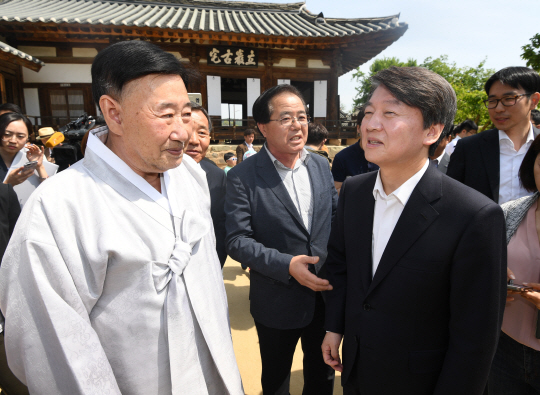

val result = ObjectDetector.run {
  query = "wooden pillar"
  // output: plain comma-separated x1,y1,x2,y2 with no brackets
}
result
263,50,273,92
328,49,342,122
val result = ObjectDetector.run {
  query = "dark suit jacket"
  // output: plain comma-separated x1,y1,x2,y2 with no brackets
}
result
200,158,227,267
225,147,338,329
325,165,506,395
0,184,20,261
447,127,540,202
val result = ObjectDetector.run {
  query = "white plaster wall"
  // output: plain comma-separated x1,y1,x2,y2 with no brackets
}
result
314,80,327,118
18,46,56,57
274,58,296,67
23,88,41,123
23,64,92,83
73,48,98,57
308,59,330,69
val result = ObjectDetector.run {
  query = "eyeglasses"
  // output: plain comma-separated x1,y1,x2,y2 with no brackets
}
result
2,132,28,141
483,93,532,109
229,157,237,161
269,115,310,127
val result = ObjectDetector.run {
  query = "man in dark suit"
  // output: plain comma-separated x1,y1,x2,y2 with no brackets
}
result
225,84,338,394
322,67,507,395
185,103,227,267
447,67,540,204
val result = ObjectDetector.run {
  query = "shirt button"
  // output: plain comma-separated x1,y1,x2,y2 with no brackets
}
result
363,303,371,311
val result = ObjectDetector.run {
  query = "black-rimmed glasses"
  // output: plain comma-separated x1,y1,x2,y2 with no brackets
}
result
483,93,532,109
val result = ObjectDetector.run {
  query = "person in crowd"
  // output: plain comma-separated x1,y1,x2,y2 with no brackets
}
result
0,40,243,394
489,134,540,394
306,122,331,164
224,152,236,175
0,113,48,186
35,127,56,163
236,128,258,164
531,109,540,128
0,183,27,395
445,119,478,156
429,125,453,174
185,102,227,267
447,66,540,204
0,104,22,117
225,84,338,395
322,66,506,395
332,108,378,194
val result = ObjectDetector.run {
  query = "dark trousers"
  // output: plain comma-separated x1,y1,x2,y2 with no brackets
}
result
254,292,334,395
0,333,29,395
488,331,540,394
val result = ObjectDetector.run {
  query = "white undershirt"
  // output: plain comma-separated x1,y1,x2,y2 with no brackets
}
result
498,125,534,205
372,160,429,277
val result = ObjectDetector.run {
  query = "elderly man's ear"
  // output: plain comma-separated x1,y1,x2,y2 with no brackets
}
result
99,95,124,136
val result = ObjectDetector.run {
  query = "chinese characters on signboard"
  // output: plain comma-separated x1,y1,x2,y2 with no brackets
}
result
208,46,258,67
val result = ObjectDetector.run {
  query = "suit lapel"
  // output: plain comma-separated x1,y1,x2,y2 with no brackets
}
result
480,129,500,203
367,166,441,296
255,148,308,234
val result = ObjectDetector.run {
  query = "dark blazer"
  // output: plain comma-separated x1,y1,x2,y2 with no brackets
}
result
0,184,20,261
225,147,338,329
200,158,227,267
325,165,506,395
447,126,540,202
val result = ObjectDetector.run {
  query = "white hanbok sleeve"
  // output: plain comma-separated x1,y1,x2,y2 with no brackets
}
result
0,203,121,394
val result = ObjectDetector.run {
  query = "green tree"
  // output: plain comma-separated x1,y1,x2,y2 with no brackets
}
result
351,55,495,130
521,33,540,72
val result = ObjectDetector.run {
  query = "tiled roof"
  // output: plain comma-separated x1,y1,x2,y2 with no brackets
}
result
0,41,44,70
0,0,406,38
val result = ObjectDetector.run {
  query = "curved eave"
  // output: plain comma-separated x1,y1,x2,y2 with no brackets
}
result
0,41,44,71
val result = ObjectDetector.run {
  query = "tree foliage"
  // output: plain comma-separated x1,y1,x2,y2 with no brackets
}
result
351,55,495,130
521,33,540,72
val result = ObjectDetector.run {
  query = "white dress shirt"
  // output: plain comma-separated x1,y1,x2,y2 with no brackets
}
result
265,145,314,233
431,150,446,168
445,135,461,156
498,125,534,205
372,160,429,277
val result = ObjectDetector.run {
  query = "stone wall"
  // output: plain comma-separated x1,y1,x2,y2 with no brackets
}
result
205,144,349,169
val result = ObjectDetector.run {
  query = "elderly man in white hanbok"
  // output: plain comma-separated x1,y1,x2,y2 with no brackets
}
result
0,40,243,395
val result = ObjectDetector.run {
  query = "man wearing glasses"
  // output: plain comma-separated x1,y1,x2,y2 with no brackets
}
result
447,66,540,204
225,84,338,394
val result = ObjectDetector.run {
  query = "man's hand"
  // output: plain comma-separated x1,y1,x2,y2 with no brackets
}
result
4,166,33,186
322,332,343,372
521,283,540,309
289,255,332,292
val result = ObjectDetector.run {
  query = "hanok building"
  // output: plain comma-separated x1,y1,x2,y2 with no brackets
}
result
0,0,407,140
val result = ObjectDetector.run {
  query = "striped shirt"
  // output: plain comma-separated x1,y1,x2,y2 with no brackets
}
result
265,145,314,233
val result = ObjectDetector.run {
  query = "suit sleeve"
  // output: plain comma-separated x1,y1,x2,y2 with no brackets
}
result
214,171,228,267
446,139,466,183
324,179,349,334
433,202,506,395
224,169,293,284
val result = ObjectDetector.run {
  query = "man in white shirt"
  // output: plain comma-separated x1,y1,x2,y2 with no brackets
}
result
445,119,478,156
447,67,540,204
322,66,506,395
0,40,243,395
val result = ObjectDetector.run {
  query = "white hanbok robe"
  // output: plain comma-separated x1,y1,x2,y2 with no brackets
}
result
0,128,243,395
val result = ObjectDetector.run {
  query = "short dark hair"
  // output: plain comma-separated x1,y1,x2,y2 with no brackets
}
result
531,109,540,125
519,134,540,192
307,122,328,146
0,103,23,115
355,106,365,126
454,119,478,135
0,112,33,142
485,66,540,96
190,102,212,132
92,40,193,112
244,129,255,137
252,84,307,125
369,66,457,156
224,152,235,161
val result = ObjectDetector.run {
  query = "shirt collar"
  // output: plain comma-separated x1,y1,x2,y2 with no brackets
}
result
264,144,310,170
372,159,429,206
498,124,534,147
86,126,171,213
434,150,445,164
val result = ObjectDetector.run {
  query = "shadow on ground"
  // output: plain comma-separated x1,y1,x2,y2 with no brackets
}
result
223,265,249,282
257,370,343,395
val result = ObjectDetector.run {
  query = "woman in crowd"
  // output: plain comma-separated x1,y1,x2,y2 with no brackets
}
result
489,134,540,394
0,112,48,186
